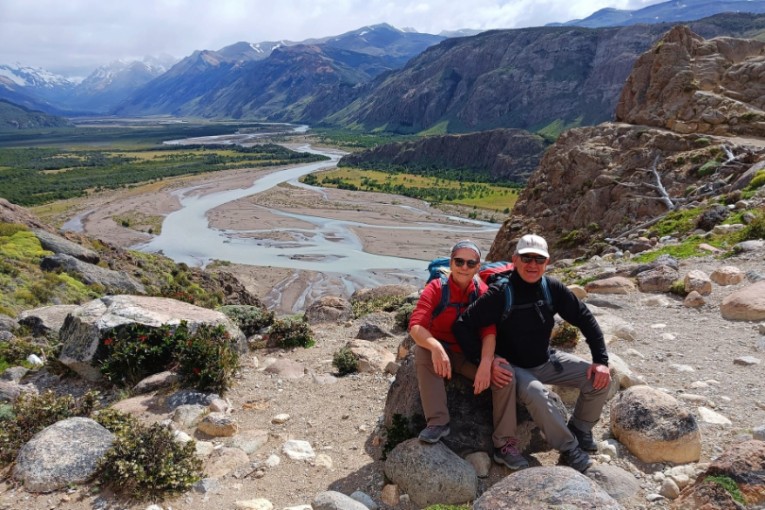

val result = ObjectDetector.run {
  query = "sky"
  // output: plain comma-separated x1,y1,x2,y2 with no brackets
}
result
0,0,666,79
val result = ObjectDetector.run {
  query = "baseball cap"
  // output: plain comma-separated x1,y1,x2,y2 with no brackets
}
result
515,234,549,259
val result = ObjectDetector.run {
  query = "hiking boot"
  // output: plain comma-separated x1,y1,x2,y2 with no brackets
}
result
559,446,593,473
493,437,529,470
567,421,598,452
418,424,450,443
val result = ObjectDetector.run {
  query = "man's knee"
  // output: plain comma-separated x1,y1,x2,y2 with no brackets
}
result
518,379,549,406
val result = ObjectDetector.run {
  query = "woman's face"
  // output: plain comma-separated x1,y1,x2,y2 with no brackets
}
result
450,247,480,286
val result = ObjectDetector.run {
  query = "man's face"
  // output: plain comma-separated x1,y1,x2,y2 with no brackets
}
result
512,253,549,283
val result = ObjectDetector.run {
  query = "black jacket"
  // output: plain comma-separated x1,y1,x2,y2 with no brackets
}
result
453,271,609,368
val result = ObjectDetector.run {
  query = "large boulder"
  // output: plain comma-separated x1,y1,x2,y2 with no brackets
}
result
384,439,477,508
18,304,79,337
13,417,115,492
637,265,679,293
710,266,746,286
383,356,561,454
610,385,701,464
585,276,636,295
58,295,245,380
720,281,765,321
673,440,765,509
304,296,352,324
684,270,712,296
346,339,395,373
40,253,145,294
474,466,621,509
32,229,99,264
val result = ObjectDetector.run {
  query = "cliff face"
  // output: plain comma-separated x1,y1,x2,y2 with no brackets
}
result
488,26,765,261
616,25,765,137
338,129,548,182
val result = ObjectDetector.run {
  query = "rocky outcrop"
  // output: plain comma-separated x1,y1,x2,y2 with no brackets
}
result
616,25,765,137
32,229,99,263
720,280,765,320
41,253,145,294
339,129,548,182
18,304,79,337
58,295,246,380
13,417,115,492
305,296,353,324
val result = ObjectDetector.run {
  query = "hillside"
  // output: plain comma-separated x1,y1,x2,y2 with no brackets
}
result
0,99,70,129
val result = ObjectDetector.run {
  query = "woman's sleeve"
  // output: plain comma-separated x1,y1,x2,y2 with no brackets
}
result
408,280,440,331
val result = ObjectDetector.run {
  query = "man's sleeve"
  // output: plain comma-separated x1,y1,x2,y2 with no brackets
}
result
452,283,505,350
552,279,609,366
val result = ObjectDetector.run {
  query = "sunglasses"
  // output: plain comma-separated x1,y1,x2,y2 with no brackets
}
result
452,257,480,268
520,254,548,264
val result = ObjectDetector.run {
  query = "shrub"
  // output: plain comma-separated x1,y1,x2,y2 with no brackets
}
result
748,170,765,190
99,422,203,502
219,305,274,336
0,338,42,367
268,316,315,348
394,302,415,330
177,324,240,393
697,160,720,177
332,347,359,376
383,413,420,459
352,295,409,318
669,279,688,297
737,210,765,241
705,475,744,504
97,323,181,387
91,407,141,437
0,390,99,464
0,223,27,238
550,321,579,349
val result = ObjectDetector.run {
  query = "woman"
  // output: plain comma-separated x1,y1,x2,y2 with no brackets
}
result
408,240,528,469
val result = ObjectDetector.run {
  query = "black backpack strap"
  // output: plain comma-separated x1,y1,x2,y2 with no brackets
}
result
431,274,450,320
501,276,554,321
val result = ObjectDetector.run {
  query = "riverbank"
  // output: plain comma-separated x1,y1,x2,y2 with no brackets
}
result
42,153,499,312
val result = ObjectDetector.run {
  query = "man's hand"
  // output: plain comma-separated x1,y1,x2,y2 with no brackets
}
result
432,345,452,379
490,356,513,388
587,363,611,390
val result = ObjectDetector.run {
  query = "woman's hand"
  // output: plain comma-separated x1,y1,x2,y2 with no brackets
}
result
431,344,452,379
473,358,491,394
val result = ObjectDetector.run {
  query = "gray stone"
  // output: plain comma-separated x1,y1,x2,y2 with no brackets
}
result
734,356,761,366
57,295,244,380
736,240,765,252
263,359,305,379
0,314,18,333
282,439,315,461
226,429,269,455
133,370,179,394
312,491,368,510
753,425,765,441
304,296,353,324
384,439,477,508
355,323,392,341
637,265,679,293
348,339,395,373
165,389,219,410
0,366,28,382
171,404,207,428
205,447,250,478
197,412,238,437
586,464,641,502
0,379,37,402
18,305,79,337
721,281,765,321
350,490,378,510
13,417,114,492
474,466,620,510
32,229,99,263
193,478,222,494
40,253,144,294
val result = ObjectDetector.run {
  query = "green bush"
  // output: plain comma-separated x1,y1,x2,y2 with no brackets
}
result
669,279,688,297
705,475,744,504
268,316,315,348
352,295,409,318
332,347,359,376
0,223,28,238
97,323,181,387
91,407,141,437
0,390,99,464
177,324,240,393
550,321,579,349
219,305,274,336
748,170,765,190
394,302,416,330
383,413,421,459
0,338,42,367
737,210,765,241
98,422,203,502
697,160,721,177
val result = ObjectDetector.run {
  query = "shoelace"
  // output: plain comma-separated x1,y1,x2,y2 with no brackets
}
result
500,438,521,455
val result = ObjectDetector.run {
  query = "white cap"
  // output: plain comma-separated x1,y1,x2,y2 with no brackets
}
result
515,234,549,258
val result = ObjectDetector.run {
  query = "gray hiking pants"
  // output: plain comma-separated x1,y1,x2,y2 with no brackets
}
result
415,345,516,448
514,350,609,452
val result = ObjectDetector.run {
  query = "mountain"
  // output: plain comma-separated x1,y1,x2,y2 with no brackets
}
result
329,13,765,134
554,0,765,28
0,64,75,113
114,24,445,120
0,99,71,129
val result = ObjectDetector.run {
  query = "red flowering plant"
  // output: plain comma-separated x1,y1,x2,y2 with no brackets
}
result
98,322,189,387
176,324,239,394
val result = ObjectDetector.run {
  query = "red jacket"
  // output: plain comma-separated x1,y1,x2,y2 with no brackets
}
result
409,275,496,352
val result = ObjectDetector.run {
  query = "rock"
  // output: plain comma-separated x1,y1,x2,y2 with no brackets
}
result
26,354,43,366
193,478,222,494
350,490,378,510
465,451,491,478
314,453,333,469
265,454,280,468
684,291,705,308
205,447,249,478
384,439,477,508
226,429,269,455
0,314,19,333
13,417,114,492
721,281,765,321
208,397,229,413
304,296,352,324
0,366,28,383
697,407,732,426
235,499,274,510
133,371,179,394
313,491,368,510
637,265,679,293
347,339,395,373
355,323,392,340
673,440,765,509
263,359,305,379
753,425,765,441
18,305,79,337
197,412,239,437
474,466,620,509
171,404,207,428
696,206,731,231
710,266,746,286
586,464,641,502
57,295,245,380
380,484,400,506
165,389,219,410
383,356,559,454
736,240,765,252
608,353,645,389
684,270,712,296
610,385,701,464
568,285,587,299
585,276,636,295
282,439,315,461
32,229,99,263
271,413,290,424
0,379,37,402
661,477,681,499
733,355,761,366
351,284,418,304
41,253,144,294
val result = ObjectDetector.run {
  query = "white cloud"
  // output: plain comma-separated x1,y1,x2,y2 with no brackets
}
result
0,0,666,78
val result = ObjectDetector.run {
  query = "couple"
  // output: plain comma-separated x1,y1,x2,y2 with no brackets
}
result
408,235,611,472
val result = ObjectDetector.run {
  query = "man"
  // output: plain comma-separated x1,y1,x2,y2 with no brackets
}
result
453,234,611,472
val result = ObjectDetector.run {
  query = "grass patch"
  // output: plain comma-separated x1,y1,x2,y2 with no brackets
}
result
648,208,702,237
705,475,745,504
418,121,449,136
112,211,164,235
